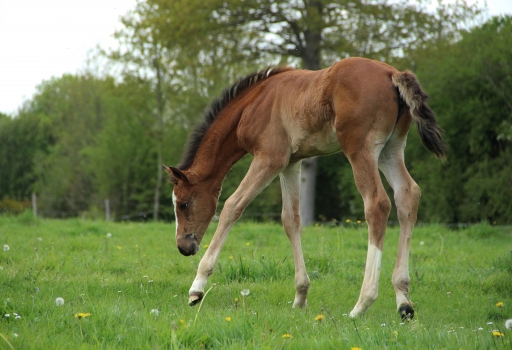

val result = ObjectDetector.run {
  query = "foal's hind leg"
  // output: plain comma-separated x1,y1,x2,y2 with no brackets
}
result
345,148,392,317
379,139,421,320
279,161,310,308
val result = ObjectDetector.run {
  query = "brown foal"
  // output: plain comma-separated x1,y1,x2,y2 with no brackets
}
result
164,57,446,318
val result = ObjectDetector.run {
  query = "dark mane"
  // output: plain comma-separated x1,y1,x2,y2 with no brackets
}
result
177,66,294,170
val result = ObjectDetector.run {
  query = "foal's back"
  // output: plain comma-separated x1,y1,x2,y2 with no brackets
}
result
237,57,403,162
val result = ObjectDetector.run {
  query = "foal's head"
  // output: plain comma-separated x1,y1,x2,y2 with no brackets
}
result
164,166,219,256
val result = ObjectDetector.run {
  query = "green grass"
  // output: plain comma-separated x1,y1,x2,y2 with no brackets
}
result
1,211,511,349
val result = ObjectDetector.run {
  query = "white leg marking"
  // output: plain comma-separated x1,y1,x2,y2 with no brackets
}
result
350,244,382,317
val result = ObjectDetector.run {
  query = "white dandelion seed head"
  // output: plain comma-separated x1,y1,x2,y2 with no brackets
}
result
150,309,159,316
15,315,21,319
3,244,10,251
13,333,18,337
478,327,484,331
505,319,512,330
106,233,112,238
381,323,386,327
240,289,250,296
4,314,10,318
419,241,425,245
0,266,3,271
487,322,493,325
37,237,43,242
55,297,65,306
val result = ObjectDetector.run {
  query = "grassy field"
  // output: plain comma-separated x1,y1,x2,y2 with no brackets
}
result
1,212,511,349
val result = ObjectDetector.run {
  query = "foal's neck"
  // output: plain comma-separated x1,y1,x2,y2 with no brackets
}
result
188,107,247,185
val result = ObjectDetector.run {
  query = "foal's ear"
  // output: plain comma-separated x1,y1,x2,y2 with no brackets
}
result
163,165,188,185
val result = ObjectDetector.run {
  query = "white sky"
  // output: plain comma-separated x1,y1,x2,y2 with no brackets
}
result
0,0,511,116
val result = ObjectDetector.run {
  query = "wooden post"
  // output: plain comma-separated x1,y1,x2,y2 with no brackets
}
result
105,199,110,221
32,193,37,217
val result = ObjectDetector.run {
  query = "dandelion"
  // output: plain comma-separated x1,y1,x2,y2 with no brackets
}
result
505,319,512,330
225,316,231,322
420,241,425,245
229,255,234,259
487,322,493,325
55,297,65,306
241,289,250,296
381,323,386,327
203,244,209,249
180,319,185,324
351,347,362,350
492,331,504,337
315,314,325,321
246,242,250,246
13,333,18,338
3,244,10,251
37,237,43,241
282,334,292,338
393,330,398,336
346,219,351,223
4,314,10,318
357,220,361,224
74,313,91,319
117,246,122,250
150,309,159,317
106,233,112,238
496,301,504,307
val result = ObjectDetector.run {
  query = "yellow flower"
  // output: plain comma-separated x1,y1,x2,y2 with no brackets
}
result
351,348,362,350
246,242,250,246
225,316,231,322
346,219,351,223
393,331,398,336
357,220,361,224
74,312,92,319
179,319,185,324
229,255,234,259
203,244,209,248
496,302,504,307
282,334,292,338
117,246,122,250
492,331,504,337
315,314,325,321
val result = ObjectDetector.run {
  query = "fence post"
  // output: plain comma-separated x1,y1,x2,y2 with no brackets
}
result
32,193,37,217
105,199,110,221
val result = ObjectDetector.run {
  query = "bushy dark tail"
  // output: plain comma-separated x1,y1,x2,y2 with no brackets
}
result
392,71,448,160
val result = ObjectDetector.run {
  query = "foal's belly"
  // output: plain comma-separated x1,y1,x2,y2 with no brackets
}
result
289,127,341,162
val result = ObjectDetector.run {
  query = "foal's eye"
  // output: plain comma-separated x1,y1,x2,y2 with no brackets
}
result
179,202,189,210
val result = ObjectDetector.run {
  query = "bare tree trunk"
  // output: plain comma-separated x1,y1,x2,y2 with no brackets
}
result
299,158,318,225
298,0,323,225
153,54,165,221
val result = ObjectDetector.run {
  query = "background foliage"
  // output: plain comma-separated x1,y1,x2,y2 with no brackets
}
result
0,1,510,224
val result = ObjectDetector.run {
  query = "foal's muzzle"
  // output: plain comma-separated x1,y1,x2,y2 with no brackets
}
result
177,233,199,256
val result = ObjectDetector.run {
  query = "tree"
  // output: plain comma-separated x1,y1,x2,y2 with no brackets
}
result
405,15,512,223
122,0,480,224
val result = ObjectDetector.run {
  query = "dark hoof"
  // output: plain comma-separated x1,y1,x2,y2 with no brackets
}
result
188,293,203,306
398,304,414,320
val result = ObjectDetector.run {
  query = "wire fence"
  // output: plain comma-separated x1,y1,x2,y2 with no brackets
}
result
1,194,510,228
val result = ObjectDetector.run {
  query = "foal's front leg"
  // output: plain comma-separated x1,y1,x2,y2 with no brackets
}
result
188,156,285,306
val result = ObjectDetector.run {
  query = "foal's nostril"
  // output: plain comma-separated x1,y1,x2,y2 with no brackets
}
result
177,237,199,257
